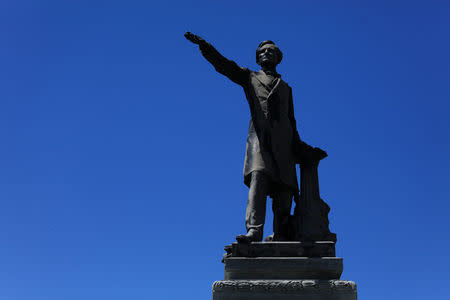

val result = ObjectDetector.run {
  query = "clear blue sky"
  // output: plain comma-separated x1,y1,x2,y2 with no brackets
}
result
1,1,449,299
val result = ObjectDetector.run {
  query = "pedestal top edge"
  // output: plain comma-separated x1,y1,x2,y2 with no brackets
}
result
223,256,344,263
224,257,342,260
229,241,335,245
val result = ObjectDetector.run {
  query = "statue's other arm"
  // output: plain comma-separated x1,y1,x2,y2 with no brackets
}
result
185,32,249,86
287,88,311,161
288,88,328,163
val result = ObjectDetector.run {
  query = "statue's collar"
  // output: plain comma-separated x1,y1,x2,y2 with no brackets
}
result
254,70,283,96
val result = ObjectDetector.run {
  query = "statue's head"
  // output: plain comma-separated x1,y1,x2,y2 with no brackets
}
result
256,40,283,67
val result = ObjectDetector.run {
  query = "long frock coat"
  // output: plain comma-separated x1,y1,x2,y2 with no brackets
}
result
199,41,305,192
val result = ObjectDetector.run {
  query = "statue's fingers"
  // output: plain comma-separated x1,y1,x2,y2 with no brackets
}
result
184,32,194,40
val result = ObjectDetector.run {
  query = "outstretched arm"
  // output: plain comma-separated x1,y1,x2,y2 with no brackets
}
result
184,32,249,86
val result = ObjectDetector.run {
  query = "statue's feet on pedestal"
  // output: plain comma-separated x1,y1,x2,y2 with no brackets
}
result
236,229,262,243
264,233,290,242
264,234,274,242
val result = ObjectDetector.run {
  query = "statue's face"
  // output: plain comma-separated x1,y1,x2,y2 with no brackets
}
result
257,44,279,67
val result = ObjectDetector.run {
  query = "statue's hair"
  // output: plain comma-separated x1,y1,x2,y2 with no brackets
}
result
256,40,283,65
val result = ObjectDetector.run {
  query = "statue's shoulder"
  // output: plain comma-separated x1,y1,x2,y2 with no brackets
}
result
239,67,252,79
279,79,292,91
279,77,290,87
248,70,262,84
248,69,258,76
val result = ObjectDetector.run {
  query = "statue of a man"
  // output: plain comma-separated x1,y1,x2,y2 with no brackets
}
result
185,32,326,242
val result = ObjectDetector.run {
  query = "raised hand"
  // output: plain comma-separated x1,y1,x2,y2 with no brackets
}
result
312,147,328,161
295,144,328,164
184,32,204,45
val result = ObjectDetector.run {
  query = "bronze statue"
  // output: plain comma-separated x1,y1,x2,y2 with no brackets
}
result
185,32,333,243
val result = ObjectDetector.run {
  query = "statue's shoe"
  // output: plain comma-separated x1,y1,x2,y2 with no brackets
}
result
264,234,274,242
236,229,262,243
273,234,290,241
264,233,289,242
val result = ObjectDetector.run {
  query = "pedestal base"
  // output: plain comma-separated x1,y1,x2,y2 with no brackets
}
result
214,242,357,299
212,280,357,300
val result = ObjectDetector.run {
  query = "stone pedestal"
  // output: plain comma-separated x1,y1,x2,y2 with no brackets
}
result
224,257,343,280
213,242,357,300
224,241,336,258
213,280,356,300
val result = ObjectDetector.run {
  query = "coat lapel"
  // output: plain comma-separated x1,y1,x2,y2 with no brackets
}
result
254,71,272,90
254,70,282,98
267,77,281,100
